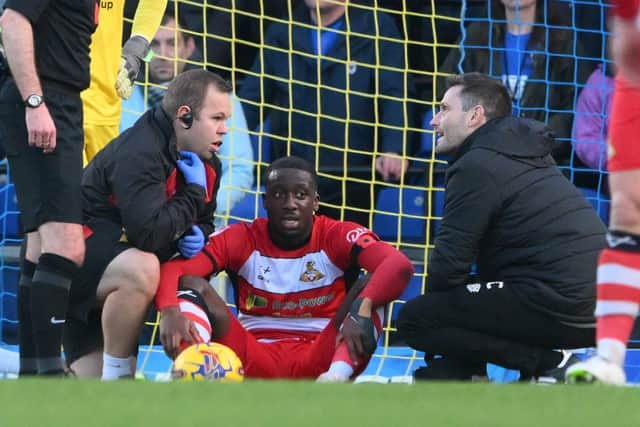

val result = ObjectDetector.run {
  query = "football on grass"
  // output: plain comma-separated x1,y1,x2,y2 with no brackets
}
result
171,342,244,382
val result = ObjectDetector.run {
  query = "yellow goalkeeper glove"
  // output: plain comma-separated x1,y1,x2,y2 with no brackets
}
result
115,35,153,100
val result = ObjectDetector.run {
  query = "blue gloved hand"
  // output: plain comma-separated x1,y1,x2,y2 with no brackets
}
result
177,151,206,189
177,225,205,258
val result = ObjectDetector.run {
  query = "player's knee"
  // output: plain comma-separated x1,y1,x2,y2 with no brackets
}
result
127,252,160,298
610,192,640,231
40,223,86,265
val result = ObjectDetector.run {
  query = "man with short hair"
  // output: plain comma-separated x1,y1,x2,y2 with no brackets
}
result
120,9,254,226
155,156,415,381
0,0,97,376
398,72,607,382
65,69,231,379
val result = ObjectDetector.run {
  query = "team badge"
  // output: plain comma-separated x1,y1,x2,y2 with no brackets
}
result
299,261,325,283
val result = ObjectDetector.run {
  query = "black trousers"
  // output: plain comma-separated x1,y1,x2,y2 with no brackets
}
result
397,281,595,377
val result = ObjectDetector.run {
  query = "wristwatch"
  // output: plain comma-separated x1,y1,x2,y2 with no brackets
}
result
24,94,44,109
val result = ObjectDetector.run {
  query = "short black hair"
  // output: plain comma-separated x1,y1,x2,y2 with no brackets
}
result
160,7,191,37
162,69,232,118
445,72,512,120
264,156,318,190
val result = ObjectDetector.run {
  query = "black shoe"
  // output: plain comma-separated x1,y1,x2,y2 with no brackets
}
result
535,351,581,384
414,357,485,381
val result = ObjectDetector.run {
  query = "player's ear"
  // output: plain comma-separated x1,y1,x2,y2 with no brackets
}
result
313,191,320,213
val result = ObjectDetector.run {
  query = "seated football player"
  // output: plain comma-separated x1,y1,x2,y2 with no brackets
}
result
156,156,414,381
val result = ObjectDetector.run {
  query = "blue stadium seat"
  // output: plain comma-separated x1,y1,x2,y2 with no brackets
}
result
373,187,427,243
228,186,266,223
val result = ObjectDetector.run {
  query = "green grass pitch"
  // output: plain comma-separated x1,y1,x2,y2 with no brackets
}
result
1,380,639,427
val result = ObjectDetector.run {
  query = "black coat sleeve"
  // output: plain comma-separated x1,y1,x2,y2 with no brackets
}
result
427,154,501,291
111,146,207,253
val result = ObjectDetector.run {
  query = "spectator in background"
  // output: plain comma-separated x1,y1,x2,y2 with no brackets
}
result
123,0,303,85
437,0,590,167
572,49,615,172
0,1,96,376
239,0,414,227
82,0,168,165
398,73,606,382
120,10,254,226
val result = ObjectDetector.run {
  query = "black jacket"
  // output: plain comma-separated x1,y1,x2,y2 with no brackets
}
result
429,117,606,323
239,5,413,198
82,107,221,263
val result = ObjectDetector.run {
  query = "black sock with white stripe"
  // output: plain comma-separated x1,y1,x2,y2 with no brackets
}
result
31,253,78,375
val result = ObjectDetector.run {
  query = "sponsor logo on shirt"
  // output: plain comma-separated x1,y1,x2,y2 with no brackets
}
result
346,227,368,243
272,292,336,311
246,293,269,310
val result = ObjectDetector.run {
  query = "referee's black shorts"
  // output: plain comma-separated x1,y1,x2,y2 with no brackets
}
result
0,79,83,232
64,218,133,365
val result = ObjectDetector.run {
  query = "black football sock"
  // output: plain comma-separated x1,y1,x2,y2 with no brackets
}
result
30,253,78,375
18,256,37,376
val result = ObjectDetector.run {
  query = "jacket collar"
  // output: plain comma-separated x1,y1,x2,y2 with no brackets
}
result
152,106,179,160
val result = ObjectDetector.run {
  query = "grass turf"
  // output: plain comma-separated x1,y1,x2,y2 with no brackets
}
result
1,380,638,427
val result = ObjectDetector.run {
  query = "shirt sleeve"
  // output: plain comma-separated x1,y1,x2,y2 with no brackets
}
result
612,0,640,19
110,144,207,253
156,224,244,310
130,0,168,42
156,249,217,310
4,0,51,23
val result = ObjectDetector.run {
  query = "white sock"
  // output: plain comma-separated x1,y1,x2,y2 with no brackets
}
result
102,353,133,380
0,347,19,375
597,338,627,367
326,361,354,379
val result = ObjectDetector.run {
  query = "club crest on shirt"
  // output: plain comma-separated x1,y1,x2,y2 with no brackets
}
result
299,261,325,283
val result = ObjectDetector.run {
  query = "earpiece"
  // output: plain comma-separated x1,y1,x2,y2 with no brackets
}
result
179,111,193,129
177,107,193,129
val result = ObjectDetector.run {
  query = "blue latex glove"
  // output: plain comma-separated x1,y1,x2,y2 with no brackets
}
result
177,225,205,258
177,151,206,189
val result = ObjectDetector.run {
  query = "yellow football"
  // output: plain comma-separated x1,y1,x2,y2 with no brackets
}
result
171,342,244,382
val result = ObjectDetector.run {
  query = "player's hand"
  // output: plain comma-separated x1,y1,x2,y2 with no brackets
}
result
338,297,377,363
25,104,56,154
178,225,205,258
115,35,151,99
160,306,202,360
177,151,207,189
375,153,408,181
612,16,640,85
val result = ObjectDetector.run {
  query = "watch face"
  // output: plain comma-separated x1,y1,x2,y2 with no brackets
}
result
26,94,43,108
